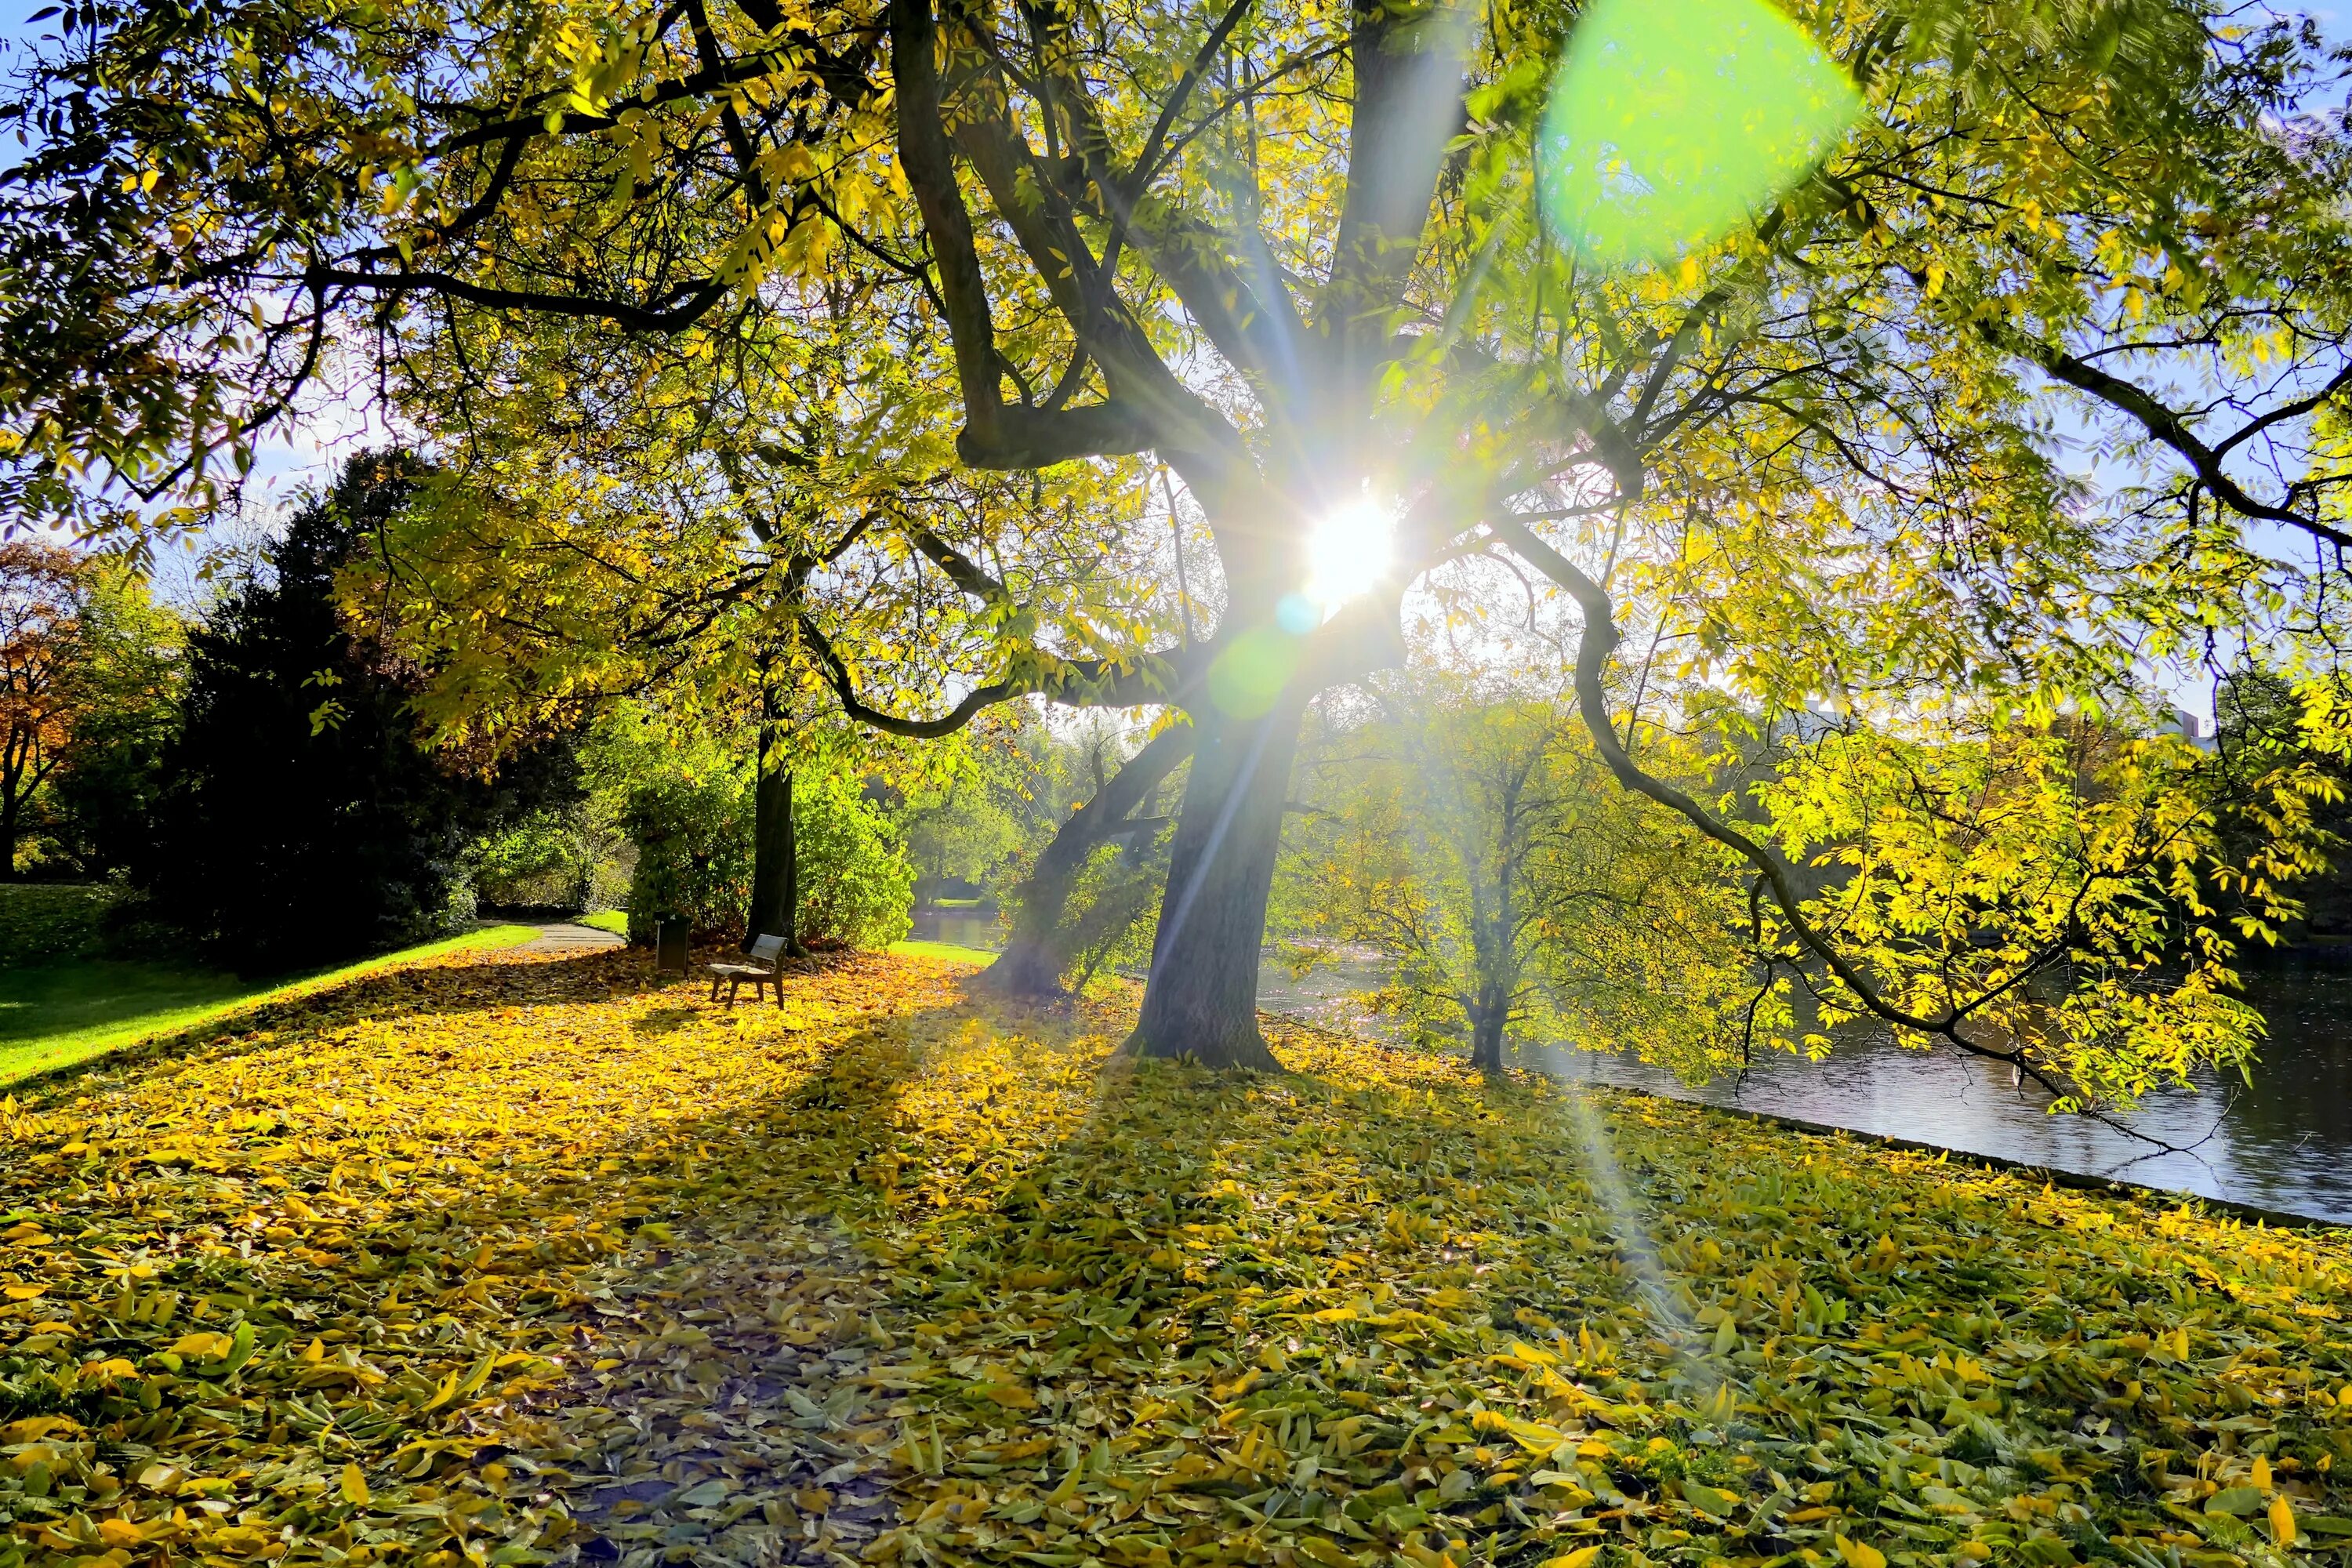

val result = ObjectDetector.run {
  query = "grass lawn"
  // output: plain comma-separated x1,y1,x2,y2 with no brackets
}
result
576,909,629,935
0,924,535,1087
2,950,2348,1568
887,936,998,964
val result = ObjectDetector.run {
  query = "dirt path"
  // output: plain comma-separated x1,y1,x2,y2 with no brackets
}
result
515,920,628,954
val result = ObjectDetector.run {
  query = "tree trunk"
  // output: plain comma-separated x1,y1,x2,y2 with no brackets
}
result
981,723,1195,999
1121,703,1302,1069
0,792,16,882
746,750,804,956
1470,1004,1507,1074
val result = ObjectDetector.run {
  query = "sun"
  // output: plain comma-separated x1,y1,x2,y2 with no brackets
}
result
1301,495,1398,617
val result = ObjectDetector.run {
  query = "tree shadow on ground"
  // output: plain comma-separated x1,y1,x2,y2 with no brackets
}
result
516,996,960,1565
518,1000,1573,1566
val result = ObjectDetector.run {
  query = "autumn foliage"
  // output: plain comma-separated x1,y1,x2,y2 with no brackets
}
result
2,950,2348,1568
0,541,89,878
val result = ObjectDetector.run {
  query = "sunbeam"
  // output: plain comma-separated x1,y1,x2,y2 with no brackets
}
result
1563,1088,1739,1418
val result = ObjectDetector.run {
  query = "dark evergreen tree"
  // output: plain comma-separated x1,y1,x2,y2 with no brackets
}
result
144,452,572,971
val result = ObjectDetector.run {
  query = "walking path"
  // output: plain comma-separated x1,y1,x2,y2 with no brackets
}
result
515,920,627,955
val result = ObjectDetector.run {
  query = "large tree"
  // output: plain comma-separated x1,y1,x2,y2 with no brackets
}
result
5,0,2350,1089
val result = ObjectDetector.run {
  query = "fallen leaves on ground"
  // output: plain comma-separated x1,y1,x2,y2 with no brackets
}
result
2,949,2349,1568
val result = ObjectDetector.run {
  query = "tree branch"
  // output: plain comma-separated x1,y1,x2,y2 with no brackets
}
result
1988,321,2352,552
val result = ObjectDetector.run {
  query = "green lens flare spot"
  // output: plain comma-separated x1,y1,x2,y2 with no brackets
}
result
1207,627,1305,719
1537,0,1862,267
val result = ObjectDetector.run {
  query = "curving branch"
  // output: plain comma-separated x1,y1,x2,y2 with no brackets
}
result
1486,514,2209,1154
902,521,1014,607
301,266,732,336
888,0,1165,470
798,612,1023,738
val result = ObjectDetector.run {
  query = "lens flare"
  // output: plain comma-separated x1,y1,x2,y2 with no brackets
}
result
1303,495,1398,615
1538,0,1861,267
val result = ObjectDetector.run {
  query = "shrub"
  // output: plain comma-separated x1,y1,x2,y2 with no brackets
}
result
0,882,122,968
796,771,914,950
621,765,912,949
621,769,753,943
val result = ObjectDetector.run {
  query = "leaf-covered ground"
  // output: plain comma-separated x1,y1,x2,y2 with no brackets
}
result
4,949,2350,1568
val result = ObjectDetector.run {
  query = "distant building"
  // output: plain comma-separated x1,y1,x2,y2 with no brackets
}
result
2164,708,2218,750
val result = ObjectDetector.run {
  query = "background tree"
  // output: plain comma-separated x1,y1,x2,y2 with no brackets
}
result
0,539,89,877
1287,675,1757,1072
38,563,184,879
589,698,913,947
143,454,570,969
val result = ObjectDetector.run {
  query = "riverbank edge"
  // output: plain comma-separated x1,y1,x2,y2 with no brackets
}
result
1520,1047,2347,1235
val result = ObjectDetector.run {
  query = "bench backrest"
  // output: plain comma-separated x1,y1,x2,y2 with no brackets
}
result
748,932,787,966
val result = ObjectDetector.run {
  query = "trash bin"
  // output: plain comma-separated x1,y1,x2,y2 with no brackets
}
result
655,916,691,978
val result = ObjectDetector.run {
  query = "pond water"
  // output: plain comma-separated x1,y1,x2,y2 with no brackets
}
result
909,908,1006,952
909,910,2352,1225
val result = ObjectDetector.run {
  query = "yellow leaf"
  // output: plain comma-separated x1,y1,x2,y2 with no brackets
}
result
1542,1547,1606,1568
341,1462,371,1506
169,1331,232,1360
2253,1454,2273,1492
2270,1494,2296,1548
97,1518,147,1548
1838,1536,1888,1568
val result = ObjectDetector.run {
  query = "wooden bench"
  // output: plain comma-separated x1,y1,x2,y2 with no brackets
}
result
707,932,787,1007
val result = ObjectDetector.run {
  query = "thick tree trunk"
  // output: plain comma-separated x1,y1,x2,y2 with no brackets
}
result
1470,1004,1506,1074
746,752,804,956
981,723,1195,999
0,793,16,882
1122,703,1303,1069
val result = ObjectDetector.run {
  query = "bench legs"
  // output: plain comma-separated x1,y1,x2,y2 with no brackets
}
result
703,969,782,1009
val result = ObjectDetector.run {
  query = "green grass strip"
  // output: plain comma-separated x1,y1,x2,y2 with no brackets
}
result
886,938,997,966
0,924,538,1087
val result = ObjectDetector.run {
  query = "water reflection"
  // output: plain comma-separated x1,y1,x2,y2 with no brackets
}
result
909,909,1004,952
907,910,2352,1225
